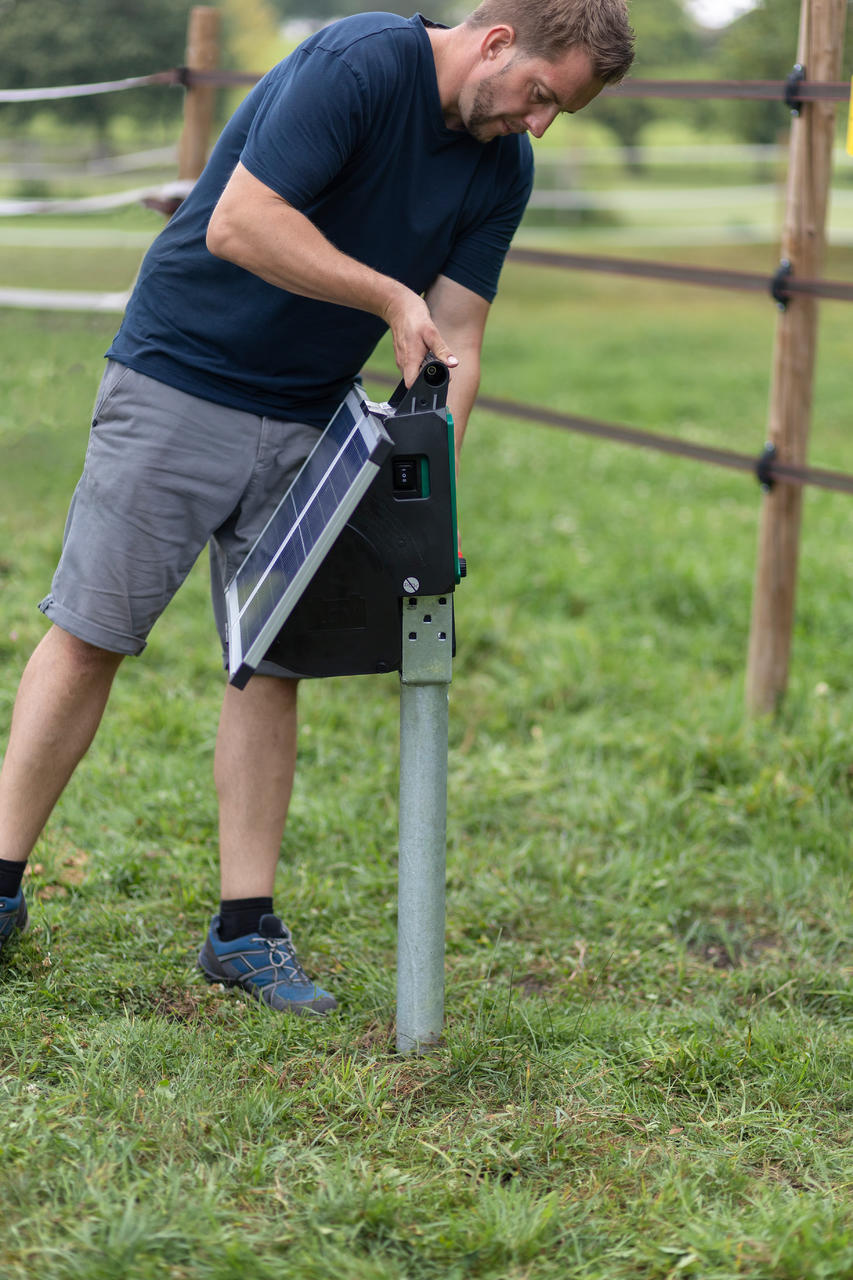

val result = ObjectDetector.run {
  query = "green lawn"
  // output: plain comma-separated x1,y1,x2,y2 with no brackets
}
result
0,239,851,1278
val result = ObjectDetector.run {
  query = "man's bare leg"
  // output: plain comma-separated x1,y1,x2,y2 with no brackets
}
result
214,675,299,899
204,675,336,1014
0,626,123,863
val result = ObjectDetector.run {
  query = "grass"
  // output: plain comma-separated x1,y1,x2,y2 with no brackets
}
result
0,230,851,1278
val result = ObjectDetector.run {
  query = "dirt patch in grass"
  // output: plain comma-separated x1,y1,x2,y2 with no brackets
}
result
148,982,209,1023
515,971,556,997
27,846,91,900
687,930,786,970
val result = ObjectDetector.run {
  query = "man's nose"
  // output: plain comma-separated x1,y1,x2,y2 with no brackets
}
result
522,105,559,139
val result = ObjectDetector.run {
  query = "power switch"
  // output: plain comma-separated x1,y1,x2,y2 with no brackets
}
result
392,456,419,494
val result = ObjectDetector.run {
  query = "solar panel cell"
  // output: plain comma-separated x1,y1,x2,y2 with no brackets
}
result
225,387,393,687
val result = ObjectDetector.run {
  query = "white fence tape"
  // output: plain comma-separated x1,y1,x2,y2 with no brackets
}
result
0,286,129,312
0,146,177,180
0,179,192,216
0,74,171,103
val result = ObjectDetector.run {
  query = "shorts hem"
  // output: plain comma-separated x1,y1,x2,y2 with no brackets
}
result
38,596,146,656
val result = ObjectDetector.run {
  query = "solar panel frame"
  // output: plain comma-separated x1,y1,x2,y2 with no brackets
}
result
225,387,393,686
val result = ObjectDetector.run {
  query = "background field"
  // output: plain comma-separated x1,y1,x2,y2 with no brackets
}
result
0,183,851,1278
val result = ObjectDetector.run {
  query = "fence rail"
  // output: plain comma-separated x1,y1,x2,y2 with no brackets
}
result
507,247,853,304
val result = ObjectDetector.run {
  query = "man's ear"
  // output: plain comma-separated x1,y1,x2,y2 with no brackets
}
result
479,24,517,64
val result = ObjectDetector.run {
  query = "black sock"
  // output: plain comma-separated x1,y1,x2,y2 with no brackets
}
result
218,896,274,941
0,858,26,900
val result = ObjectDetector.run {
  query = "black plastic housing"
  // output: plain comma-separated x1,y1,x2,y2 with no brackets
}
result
263,362,456,678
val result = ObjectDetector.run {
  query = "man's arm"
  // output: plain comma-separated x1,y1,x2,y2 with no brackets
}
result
206,162,457,388
423,274,490,465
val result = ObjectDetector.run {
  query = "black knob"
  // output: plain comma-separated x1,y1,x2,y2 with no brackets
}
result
459,556,467,579
422,361,448,388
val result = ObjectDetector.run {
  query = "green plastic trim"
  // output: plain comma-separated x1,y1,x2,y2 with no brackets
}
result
419,455,431,499
447,410,461,583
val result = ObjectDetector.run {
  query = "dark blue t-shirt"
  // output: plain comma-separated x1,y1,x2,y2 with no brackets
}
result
108,12,534,426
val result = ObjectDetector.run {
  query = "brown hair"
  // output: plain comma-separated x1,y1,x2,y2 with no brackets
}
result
465,0,635,84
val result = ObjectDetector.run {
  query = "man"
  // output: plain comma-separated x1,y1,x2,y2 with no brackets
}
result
0,3,633,1013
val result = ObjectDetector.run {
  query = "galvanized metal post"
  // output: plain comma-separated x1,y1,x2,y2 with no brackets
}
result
396,593,453,1054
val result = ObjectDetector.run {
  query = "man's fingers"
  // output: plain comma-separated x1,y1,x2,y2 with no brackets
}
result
402,343,449,388
427,332,459,369
401,343,426,387
402,336,457,386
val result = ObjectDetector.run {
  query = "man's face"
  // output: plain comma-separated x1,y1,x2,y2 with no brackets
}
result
461,44,603,144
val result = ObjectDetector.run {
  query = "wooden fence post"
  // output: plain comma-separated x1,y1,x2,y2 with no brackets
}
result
745,0,847,715
177,6,221,182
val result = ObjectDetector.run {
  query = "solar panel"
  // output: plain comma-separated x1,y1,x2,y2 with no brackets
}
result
225,386,393,687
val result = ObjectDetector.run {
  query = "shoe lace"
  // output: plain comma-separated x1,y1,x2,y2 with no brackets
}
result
263,932,311,986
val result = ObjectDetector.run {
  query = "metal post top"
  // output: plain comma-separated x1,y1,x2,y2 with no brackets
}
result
400,594,453,685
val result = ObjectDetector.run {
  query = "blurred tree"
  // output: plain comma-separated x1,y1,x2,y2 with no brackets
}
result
591,0,707,165
626,0,707,70
221,0,286,73
717,0,853,144
0,0,292,141
0,0,195,138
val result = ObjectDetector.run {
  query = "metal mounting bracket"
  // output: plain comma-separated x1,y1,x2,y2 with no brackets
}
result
785,63,806,116
756,442,777,492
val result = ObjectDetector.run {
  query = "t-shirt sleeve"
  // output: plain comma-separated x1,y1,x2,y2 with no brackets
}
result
439,142,535,302
238,48,369,209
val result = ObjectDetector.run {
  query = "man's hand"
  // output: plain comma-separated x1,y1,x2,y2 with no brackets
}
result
382,285,458,388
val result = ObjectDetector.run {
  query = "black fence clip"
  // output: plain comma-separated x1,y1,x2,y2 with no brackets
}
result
175,65,192,89
756,442,777,492
785,63,806,115
770,259,793,310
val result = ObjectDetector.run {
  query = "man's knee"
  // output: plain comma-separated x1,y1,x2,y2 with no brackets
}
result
44,625,125,677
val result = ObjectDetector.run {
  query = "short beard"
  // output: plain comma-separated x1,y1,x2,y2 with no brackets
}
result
464,61,515,142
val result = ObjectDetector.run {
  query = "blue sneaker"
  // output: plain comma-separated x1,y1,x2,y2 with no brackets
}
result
198,913,337,1016
0,888,28,955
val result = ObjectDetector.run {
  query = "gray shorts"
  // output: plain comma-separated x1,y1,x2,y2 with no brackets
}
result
40,361,323,675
